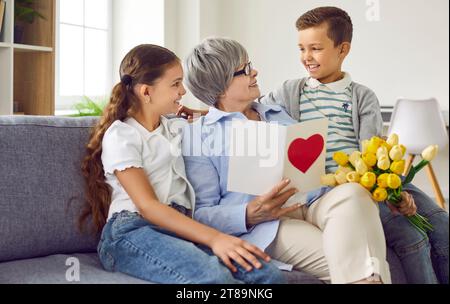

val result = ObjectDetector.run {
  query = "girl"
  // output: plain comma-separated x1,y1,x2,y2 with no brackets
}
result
78,44,285,284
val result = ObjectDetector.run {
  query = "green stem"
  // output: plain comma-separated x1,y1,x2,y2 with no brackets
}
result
407,218,427,237
406,214,434,236
414,159,429,172
404,159,429,185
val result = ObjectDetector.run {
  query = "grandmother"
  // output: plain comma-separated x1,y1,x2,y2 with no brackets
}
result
181,37,391,284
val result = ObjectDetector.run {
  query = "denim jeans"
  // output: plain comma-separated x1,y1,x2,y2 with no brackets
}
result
380,183,449,284
97,210,286,284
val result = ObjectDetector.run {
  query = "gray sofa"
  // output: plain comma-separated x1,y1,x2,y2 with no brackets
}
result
0,116,407,284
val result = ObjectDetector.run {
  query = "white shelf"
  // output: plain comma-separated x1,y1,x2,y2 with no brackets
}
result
0,42,53,52
13,43,53,52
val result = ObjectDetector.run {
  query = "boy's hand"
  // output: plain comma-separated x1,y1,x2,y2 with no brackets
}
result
176,105,209,122
387,191,417,217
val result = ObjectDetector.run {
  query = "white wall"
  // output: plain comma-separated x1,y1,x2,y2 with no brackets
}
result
165,0,216,109
211,0,449,111
112,0,165,83
109,0,449,111
168,0,449,111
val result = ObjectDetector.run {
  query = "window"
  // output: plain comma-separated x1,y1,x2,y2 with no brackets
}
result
56,0,112,111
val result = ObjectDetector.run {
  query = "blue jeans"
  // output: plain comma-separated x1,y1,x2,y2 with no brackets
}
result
380,183,449,284
97,210,286,284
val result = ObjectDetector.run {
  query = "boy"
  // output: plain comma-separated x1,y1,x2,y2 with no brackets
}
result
260,6,448,284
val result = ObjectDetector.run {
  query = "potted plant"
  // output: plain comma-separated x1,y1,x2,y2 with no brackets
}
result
69,96,108,117
14,0,45,43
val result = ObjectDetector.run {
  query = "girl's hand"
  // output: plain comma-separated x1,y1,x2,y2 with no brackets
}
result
387,191,417,217
176,105,209,122
246,179,302,227
209,233,271,273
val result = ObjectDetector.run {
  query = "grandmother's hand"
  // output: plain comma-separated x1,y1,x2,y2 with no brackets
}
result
246,179,302,228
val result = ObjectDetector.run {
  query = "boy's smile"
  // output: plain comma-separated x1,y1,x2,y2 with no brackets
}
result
298,22,350,84
306,64,320,73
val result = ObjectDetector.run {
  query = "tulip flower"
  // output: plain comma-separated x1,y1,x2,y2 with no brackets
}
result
371,136,384,146
377,146,389,160
389,145,404,162
373,187,388,202
390,160,405,175
387,133,399,147
349,151,362,167
333,152,349,167
377,155,391,171
422,145,439,162
381,142,392,153
377,173,389,188
362,152,377,167
346,171,361,183
360,172,377,189
403,145,439,186
400,144,407,155
361,140,370,154
387,174,402,189
321,174,337,187
337,166,353,175
335,171,348,185
355,158,369,175
367,137,382,154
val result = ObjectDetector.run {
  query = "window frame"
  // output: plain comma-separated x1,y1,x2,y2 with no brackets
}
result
55,0,113,111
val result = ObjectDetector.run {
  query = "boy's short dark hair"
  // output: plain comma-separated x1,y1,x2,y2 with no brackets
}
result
296,6,353,46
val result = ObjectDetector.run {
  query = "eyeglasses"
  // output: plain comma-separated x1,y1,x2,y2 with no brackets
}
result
233,62,253,77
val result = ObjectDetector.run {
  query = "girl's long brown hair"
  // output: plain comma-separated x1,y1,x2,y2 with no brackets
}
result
79,44,179,235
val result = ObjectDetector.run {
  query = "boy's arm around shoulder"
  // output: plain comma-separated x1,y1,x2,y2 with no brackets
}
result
259,79,303,117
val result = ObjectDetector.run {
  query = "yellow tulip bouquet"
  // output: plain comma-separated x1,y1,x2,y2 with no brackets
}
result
321,134,437,235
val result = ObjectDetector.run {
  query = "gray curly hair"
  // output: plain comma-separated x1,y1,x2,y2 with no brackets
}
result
184,37,249,106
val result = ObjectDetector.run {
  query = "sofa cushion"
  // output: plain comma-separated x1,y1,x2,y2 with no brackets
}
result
0,253,324,284
0,253,150,284
0,116,100,262
0,251,405,284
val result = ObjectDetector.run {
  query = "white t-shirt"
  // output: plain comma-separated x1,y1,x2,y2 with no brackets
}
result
101,116,195,221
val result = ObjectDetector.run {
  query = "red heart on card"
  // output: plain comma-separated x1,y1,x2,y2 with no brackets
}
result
287,135,324,173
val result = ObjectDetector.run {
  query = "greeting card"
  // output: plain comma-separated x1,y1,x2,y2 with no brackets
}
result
227,118,328,197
